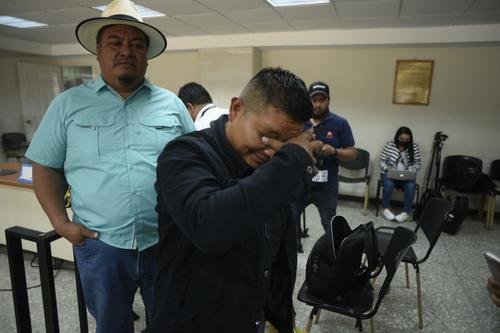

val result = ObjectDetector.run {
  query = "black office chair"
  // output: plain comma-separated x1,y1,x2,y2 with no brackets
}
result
338,148,371,214
297,226,416,333
441,155,495,230
2,132,29,162
487,159,500,229
375,197,452,329
375,175,420,217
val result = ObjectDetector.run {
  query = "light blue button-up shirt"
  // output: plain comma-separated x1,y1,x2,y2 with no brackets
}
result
26,76,195,251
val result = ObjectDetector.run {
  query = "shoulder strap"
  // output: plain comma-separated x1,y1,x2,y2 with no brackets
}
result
330,215,352,259
360,222,380,272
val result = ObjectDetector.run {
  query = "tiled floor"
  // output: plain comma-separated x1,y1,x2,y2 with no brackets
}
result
0,200,499,332
294,200,500,333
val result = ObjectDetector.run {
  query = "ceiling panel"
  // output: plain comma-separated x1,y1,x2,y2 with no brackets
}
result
65,0,110,6
341,17,400,28
138,0,212,16
0,23,76,43
223,8,283,24
50,7,101,21
196,0,270,12
17,7,99,26
0,2,37,15
458,11,500,25
469,0,500,12
174,12,237,27
275,4,338,21
0,0,499,47
399,14,460,27
4,0,77,12
201,24,251,34
243,21,292,32
289,19,342,30
145,16,207,35
336,0,400,19
401,0,474,16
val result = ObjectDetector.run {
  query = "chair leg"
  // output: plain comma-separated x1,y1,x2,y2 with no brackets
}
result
355,318,363,332
363,185,370,215
314,309,321,324
479,194,486,219
416,270,423,329
370,317,375,333
487,194,495,230
405,263,410,288
305,310,315,333
375,182,381,216
305,318,313,333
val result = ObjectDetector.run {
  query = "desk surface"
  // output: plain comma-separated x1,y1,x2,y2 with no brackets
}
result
0,162,32,189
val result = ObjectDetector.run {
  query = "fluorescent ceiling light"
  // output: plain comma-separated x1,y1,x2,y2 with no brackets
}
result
0,16,47,28
266,0,330,7
93,4,166,18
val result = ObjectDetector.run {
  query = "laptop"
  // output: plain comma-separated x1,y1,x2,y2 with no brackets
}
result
387,169,417,180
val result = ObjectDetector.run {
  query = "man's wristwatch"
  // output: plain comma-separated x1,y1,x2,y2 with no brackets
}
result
333,147,338,156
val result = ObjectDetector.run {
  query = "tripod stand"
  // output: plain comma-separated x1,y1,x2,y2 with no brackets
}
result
423,132,447,193
416,132,447,218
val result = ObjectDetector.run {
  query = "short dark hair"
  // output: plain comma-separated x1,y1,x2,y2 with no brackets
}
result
178,82,213,106
96,24,150,48
242,67,312,123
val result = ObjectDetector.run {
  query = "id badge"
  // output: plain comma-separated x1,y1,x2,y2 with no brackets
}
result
312,170,328,182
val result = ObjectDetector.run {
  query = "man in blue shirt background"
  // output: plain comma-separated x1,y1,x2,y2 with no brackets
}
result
26,0,195,331
292,81,356,234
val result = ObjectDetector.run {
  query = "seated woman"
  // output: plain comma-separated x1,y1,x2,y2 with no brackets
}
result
378,126,421,222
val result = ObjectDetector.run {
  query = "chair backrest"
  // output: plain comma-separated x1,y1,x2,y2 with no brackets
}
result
369,227,416,316
1,132,28,150
414,197,452,262
490,159,500,182
442,155,483,191
338,148,370,183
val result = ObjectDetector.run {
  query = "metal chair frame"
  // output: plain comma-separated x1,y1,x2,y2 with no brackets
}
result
297,227,416,333
375,198,452,329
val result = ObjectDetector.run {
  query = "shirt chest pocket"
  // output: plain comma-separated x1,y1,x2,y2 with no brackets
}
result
137,116,182,153
67,115,122,161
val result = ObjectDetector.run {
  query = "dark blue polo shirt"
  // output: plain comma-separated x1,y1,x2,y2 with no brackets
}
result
305,112,355,186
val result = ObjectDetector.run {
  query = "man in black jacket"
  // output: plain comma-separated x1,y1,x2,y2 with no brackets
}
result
150,67,323,333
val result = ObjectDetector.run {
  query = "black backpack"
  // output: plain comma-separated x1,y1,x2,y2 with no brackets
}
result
305,216,381,311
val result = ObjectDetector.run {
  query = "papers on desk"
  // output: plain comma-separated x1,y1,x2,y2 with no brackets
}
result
18,163,33,184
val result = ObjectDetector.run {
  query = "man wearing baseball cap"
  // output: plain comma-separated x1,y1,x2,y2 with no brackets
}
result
292,81,357,234
26,0,195,331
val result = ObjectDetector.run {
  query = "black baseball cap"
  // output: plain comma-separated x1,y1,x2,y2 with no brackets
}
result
308,81,330,98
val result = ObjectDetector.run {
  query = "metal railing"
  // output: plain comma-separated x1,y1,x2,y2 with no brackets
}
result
5,226,88,333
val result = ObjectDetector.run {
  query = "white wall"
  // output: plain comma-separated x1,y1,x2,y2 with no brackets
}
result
262,45,500,202
1,45,499,210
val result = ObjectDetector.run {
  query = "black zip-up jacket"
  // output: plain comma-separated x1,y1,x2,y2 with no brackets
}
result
150,116,315,333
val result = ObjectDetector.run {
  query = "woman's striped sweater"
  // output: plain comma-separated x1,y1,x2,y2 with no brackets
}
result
378,141,421,173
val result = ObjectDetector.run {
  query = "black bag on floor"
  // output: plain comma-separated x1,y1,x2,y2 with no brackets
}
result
305,216,381,311
442,196,468,234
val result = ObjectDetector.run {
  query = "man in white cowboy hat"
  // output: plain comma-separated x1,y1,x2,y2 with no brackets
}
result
26,0,195,331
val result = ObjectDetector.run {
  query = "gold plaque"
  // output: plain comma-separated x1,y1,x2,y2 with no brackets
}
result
393,60,434,105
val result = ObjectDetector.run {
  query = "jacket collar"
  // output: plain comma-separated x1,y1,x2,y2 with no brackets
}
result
210,115,253,178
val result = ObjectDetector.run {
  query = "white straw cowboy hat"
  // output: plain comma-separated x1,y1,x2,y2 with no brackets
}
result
75,0,167,59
